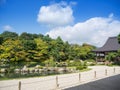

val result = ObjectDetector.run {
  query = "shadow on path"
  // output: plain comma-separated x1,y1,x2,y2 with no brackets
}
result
65,74,120,90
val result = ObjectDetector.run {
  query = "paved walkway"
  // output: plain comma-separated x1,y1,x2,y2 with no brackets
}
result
65,74,120,90
0,66,120,90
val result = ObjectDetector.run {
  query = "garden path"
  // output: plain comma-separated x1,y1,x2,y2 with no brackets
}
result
0,66,120,90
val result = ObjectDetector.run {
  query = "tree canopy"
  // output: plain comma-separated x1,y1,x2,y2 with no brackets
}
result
0,31,95,67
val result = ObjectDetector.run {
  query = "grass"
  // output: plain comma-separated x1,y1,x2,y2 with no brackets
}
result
94,64,106,66
80,68,92,72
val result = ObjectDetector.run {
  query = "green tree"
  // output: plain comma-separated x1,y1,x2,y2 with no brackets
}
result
105,52,117,62
0,39,25,73
19,32,39,40
0,36,3,45
22,40,37,51
0,31,18,41
34,38,49,62
42,34,52,42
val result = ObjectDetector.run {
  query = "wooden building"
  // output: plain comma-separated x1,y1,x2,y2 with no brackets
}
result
93,37,120,61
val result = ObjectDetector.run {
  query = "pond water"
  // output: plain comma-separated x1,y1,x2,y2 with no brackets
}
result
0,68,76,79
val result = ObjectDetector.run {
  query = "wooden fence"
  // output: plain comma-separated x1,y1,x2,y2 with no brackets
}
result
0,67,120,90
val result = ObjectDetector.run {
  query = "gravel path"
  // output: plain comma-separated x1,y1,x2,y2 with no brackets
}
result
0,66,120,90
65,74,120,90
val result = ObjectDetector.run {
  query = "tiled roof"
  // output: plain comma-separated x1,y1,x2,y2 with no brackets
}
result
93,37,120,52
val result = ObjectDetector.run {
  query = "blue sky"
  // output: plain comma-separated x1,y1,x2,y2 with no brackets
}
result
0,0,120,46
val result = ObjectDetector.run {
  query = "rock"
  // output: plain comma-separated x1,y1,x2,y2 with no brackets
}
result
35,65,40,69
22,65,27,70
0,68,6,73
14,69,20,73
35,69,39,73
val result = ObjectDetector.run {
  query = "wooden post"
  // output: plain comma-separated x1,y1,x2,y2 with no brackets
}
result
79,73,81,82
94,71,96,79
114,68,115,74
105,69,107,76
56,76,59,88
18,81,21,90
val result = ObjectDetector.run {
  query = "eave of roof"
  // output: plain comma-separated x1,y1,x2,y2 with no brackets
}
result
93,37,120,52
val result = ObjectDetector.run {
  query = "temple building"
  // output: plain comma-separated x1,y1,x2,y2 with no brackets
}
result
93,37,120,61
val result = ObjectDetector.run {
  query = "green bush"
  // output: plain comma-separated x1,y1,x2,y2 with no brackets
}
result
67,60,82,67
76,61,87,70
86,59,95,62
76,65,87,70
43,59,56,67
76,66,84,70
38,66,43,69
85,59,96,66
28,62,38,67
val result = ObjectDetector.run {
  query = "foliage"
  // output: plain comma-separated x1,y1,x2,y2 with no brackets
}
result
76,61,87,70
66,60,87,70
0,31,95,70
0,36,3,45
85,59,96,66
0,31,18,41
105,51,120,65
43,57,56,67
105,52,117,61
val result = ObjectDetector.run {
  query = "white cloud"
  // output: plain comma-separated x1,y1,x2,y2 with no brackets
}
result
46,15,120,47
3,25,13,31
37,1,74,27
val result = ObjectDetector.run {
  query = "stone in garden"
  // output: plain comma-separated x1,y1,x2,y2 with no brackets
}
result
22,65,27,70
14,69,20,73
0,68,6,73
35,65,40,69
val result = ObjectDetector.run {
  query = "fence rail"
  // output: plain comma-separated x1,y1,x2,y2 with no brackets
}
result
0,67,120,90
